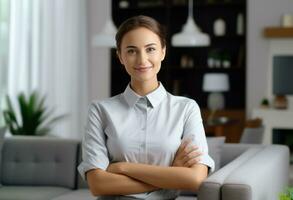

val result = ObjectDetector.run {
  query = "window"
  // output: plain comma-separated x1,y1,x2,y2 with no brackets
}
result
0,0,9,125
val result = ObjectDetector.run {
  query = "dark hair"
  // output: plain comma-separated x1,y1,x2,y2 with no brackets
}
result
115,15,166,52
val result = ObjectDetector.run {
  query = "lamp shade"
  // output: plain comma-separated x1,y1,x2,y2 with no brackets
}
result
171,0,210,47
171,17,210,47
92,19,117,47
92,1,117,47
203,73,229,92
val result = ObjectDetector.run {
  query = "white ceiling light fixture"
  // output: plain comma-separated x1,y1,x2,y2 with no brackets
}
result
92,1,117,47
171,0,210,47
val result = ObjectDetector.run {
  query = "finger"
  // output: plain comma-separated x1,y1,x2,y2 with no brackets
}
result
177,143,197,160
184,157,201,167
182,150,202,164
183,144,199,155
177,140,189,154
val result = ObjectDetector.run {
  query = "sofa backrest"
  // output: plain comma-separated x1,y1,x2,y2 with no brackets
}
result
220,143,264,167
1,137,79,189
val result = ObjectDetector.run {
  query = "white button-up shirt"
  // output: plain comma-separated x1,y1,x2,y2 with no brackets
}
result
78,83,214,199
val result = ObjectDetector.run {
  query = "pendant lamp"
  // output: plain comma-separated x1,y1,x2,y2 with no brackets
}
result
92,1,117,47
171,0,210,47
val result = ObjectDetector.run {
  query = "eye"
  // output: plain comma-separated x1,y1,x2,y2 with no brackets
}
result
146,47,156,53
127,49,136,55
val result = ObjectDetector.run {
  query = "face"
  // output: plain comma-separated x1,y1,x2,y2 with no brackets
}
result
117,27,166,85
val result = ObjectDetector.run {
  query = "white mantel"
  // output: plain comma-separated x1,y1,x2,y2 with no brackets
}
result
252,108,293,144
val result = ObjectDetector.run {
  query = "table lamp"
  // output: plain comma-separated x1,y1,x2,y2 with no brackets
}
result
203,73,230,115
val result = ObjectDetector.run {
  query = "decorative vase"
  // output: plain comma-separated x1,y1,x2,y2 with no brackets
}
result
214,18,226,36
237,13,244,35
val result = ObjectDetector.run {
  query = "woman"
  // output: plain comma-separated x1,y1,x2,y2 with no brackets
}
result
78,15,214,200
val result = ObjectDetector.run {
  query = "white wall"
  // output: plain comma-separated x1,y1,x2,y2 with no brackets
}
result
247,0,293,117
87,0,110,102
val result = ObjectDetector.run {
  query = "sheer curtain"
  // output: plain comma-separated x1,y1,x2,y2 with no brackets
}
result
0,0,10,126
8,0,88,139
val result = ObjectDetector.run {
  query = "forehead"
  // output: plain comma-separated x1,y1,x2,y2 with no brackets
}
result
121,27,161,48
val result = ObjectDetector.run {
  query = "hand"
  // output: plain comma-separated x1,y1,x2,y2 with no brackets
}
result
172,139,202,168
107,162,126,174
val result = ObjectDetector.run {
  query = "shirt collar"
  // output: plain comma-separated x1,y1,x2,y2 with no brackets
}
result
123,82,167,108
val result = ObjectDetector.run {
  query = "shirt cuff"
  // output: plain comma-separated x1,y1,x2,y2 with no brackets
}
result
78,160,109,180
199,154,215,173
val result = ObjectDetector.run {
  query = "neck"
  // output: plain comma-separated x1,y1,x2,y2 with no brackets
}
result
130,79,159,96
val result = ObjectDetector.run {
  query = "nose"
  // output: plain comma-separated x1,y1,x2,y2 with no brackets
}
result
137,51,148,65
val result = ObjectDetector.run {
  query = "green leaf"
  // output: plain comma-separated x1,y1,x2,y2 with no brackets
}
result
3,91,65,136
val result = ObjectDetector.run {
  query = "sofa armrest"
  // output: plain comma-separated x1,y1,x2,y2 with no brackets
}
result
198,147,263,200
222,145,289,200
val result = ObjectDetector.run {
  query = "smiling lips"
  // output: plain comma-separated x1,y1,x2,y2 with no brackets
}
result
134,66,153,72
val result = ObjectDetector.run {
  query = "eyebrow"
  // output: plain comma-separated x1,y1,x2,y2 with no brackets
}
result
126,43,157,49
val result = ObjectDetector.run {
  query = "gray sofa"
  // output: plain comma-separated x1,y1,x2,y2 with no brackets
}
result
0,137,289,200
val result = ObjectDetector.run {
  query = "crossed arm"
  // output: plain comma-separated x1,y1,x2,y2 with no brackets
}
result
86,140,208,196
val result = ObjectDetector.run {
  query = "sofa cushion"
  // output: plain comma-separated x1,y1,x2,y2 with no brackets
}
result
1,137,79,189
0,186,71,200
51,189,96,200
206,137,226,171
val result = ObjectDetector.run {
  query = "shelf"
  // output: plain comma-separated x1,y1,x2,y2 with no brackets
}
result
111,0,246,110
264,27,293,38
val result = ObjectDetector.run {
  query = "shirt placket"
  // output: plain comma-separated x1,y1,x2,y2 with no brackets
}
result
142,98,148,163
137,97,148,164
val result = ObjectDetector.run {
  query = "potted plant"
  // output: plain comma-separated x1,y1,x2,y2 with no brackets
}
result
260,98,270,109
207,49,221,68
279,187,293,200
221,51,231,68
2,91,65,136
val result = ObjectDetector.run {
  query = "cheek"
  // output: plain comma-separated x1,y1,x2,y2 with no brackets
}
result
122,55,136,66
151,55,163,65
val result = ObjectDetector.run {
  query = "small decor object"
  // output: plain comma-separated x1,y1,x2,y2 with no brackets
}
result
237,13,244,35
2,91,65,136
214,54,221,68
282,14,293,27
260,98,270,109
207,50,216,68
213,18,226,36
119,0,129,9
273,95,288,109
187,57,194,68
180,55,194,68
207,49,221,68
180,55,189,68
221,52,231,68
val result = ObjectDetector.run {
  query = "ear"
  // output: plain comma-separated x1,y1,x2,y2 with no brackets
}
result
116,50,124,65
161,46,166,61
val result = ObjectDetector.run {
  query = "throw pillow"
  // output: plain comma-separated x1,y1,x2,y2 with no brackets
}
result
206,136,226,171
